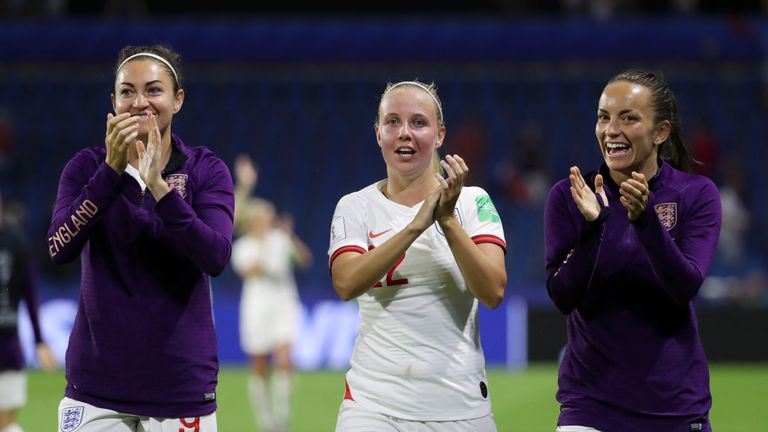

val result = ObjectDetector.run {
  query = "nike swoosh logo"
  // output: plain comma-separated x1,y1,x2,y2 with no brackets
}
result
368,229,392,238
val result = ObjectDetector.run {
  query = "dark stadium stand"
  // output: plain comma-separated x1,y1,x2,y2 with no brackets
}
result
1,17,766,305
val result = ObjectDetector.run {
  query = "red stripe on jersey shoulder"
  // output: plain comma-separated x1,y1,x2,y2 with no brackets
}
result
344,378,355,401
471,235,507,254
329,245,367,269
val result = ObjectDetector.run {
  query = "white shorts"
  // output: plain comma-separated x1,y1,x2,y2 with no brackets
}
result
57,397,217,432
557,427,603,432
0,370,26,410
335,399,497,432
239,286,299,355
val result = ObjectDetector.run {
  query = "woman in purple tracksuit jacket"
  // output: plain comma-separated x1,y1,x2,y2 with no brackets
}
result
48,45,233,432
544,70,721,432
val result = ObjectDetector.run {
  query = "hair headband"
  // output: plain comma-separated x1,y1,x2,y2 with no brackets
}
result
387,81,444,122
117,52,179,85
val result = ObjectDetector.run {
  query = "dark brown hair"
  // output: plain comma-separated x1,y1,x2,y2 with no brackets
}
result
115,44,183,93
608,69,694,172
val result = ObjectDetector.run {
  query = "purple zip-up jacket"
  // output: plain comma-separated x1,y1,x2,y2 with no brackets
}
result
544,161,721,432
47,134,234,417
0,227,44,371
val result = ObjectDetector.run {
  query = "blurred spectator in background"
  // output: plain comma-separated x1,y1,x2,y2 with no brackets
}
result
716,156,750,269
232,154,312,432
493,121,550,208
101,0,147,16
0,200,24,232
560,0,633,20
699,155,768,306
0,0,67,17
0,191,57,432
443,117,487,187
688,118,719,180
0,108,15,176
2,0,766,17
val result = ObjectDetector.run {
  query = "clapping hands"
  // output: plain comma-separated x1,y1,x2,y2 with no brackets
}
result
433,154,467,223
105,112,140,174
569,167,649,222
569,166,607,222
136,112,171,199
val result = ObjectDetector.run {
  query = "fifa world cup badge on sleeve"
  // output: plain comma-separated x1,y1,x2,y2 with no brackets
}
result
475,195,500,223
331,216,347,242
60,406,84,432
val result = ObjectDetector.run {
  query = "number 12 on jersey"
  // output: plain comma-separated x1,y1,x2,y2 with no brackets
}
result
368,245,408,287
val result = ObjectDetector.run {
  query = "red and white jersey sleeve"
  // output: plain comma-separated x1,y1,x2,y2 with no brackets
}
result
327,181,506,421
328,188,370,268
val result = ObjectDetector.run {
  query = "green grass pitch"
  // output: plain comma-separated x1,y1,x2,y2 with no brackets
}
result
19,363,767,431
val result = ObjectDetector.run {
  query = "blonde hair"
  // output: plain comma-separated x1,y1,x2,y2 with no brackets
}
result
376,80,445,175
234,197,274,236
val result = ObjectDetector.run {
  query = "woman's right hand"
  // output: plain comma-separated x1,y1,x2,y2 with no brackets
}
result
105,112,139,174
408,184,442,233
569,166,607,222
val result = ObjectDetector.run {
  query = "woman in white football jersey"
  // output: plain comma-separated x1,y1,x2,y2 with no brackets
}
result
231,155,312,432
328,81,507,431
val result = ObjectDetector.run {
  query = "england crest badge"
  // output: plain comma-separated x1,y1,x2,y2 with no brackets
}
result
60,405,84,432
654,203,678,231
164,174,189,198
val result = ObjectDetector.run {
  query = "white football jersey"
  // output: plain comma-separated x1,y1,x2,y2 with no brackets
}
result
328,181,506,421
233,230,301,355
232,229,297,296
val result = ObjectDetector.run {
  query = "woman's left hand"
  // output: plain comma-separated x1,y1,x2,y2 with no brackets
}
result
137,112,171,199
620,171,650,221
434,154,467,222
